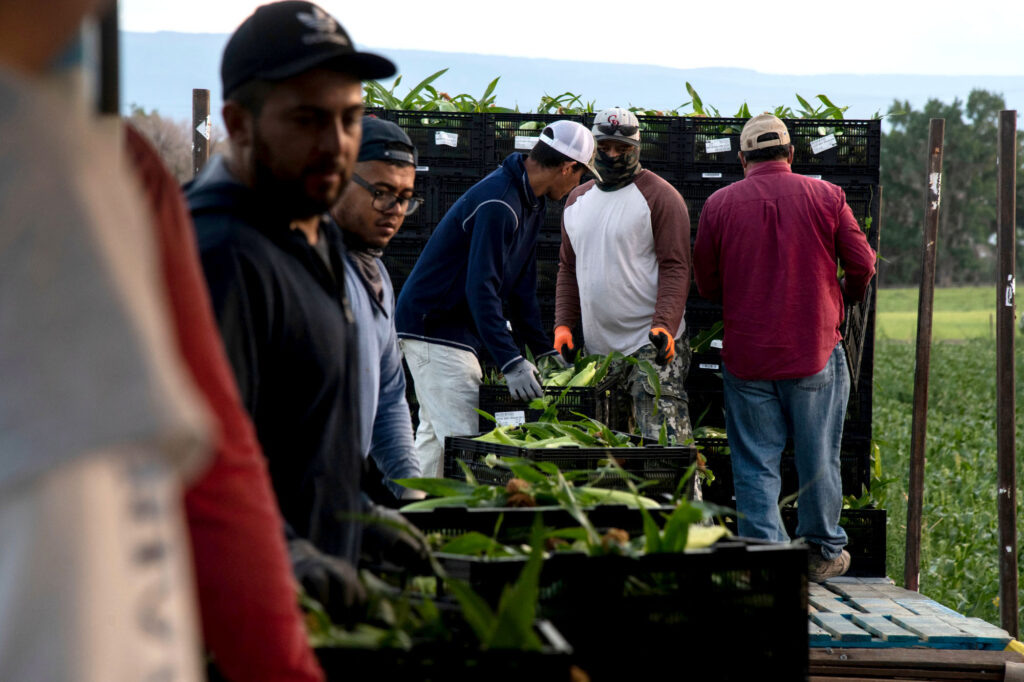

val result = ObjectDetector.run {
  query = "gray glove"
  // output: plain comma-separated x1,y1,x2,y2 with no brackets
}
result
505,359,543,401
289,538,366,626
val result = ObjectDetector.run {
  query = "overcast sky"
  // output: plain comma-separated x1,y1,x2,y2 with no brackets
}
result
121,0,1024,77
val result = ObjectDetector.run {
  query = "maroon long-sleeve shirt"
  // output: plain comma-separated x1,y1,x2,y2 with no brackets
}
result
693,161,876,381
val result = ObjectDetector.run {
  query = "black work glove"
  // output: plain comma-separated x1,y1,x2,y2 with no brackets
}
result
359,503,433,574
289,538,367,626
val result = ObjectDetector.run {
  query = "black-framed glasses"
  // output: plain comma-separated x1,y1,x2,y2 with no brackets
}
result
595,122,640,137
351,174,424,216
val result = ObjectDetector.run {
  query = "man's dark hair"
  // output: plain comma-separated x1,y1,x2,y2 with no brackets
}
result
226,79,274,116
742,143,792,163
529,134,586,174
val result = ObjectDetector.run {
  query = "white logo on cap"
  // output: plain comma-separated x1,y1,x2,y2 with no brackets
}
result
296,6,350,46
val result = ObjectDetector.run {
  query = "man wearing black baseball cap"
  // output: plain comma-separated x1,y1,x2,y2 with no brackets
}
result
329,116,426,506
187,2,401,622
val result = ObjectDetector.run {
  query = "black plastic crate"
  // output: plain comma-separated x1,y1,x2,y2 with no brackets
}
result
535,235,561,293
487,112,585,166
438,540,808,681
381,234,429,296
682,117,745,180
387,110,490,174
314,618,574,682
678,178,730,233
720,507,887,578
433,174,481,225
476,376,621,432
787,119,881,183
580,112,685,176
444,434,696,496
403,504,670,543
696,437,870,508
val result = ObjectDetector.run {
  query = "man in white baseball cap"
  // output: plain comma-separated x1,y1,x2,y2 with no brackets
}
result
555,107,695,466
396,120,597,478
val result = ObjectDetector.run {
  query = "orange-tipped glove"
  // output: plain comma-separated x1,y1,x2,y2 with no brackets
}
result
553,325,575,362
648,327,675,366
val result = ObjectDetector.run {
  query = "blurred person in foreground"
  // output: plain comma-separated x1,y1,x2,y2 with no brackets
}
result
693,113,876,582
0,1,209,679
186,1,427,621
395,121,600,478
329,116,426,506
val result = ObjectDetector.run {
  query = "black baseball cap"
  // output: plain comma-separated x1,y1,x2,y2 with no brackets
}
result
358,116,418,166
221,1,397,98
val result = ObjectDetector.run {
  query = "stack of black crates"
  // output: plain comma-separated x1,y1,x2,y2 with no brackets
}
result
376,109,881,522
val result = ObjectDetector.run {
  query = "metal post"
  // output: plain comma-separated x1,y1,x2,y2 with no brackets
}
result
192,89,211,178
904,118,944,592
996,109,1018,638
97,0,119,116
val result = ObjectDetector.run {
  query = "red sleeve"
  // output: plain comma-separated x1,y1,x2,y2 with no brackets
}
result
636,172,691,333
124,126,323,682
554,184,586,331
693,193,723,302
834,187,877,302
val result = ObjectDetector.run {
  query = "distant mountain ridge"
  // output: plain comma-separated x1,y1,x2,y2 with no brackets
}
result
122,31,1024,125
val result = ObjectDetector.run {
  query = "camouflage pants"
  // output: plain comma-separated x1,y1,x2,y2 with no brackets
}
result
609,340,700,500
610,341,693,444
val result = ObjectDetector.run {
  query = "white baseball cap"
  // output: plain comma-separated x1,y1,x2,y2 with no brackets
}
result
538,120,602,182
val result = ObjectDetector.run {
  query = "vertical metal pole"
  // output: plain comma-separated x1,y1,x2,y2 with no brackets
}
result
904,118,944,592
97,0,119,115
192,89,211,178
996,110,1018,638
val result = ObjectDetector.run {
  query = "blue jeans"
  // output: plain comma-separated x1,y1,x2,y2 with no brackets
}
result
722,343,850,559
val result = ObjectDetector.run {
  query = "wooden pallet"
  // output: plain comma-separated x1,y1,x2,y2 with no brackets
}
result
810,648,1024,681
809,577,1015,650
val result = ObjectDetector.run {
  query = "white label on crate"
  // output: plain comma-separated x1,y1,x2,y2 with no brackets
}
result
415,166,430,173
435,131,459,147
699,363,720,370
195,115,211,140
811,133,838,154
1006,274,1015,307
804,174,823,180
515,135,539,150
705,137,732,154
702,172,723,179
495,411,526,427
710,339,724,349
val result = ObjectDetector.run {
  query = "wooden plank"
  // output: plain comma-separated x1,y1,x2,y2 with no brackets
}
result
810,646,1024,666
811,612,873,642
809,620,833,643
938,616,1013,646
850,613,921,643
810,596,862,615
847,598,918,617
890,615,978,643
897,599,965,618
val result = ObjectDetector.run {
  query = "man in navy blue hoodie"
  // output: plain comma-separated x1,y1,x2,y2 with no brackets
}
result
395,121,601,478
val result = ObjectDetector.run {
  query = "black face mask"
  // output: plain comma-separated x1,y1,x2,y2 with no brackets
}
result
595,147,642,191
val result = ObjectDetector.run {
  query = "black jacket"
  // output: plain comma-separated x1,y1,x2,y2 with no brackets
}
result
186,157,363,562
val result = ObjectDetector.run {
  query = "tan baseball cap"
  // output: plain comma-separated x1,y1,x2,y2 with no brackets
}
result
740,113,791,151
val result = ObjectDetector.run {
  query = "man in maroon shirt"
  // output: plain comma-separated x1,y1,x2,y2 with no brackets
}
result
693,114,875,582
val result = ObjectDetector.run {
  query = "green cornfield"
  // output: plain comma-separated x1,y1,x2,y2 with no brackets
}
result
873,285,1024,632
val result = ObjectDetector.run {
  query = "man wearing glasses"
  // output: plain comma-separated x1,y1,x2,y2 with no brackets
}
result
555,107,694,449
329,117,426,504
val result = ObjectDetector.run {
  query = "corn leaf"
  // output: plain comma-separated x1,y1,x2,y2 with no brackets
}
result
640,503,663,554
456,458,479,486
445,579,498,645
661,502,702,552
399,494,478,511
506,461,548,485
485,520,545,650
393,477,476,497
440,532,512,557
686,525,730,549
400,68,449,109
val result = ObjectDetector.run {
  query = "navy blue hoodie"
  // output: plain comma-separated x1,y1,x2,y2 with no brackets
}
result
185,156,363,563
395,153,555,371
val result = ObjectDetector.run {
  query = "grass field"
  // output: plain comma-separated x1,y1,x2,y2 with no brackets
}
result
876,285,1019,340
870,285,1023,631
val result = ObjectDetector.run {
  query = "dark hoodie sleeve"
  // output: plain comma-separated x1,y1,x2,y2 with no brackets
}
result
506,243,555,360
464,200,526,372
